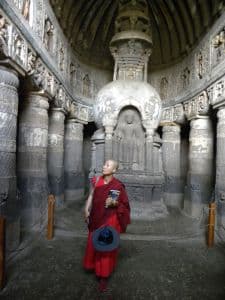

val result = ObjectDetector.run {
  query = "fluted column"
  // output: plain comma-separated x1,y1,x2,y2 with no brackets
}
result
47,108,65,207
162,124,182,208
64,119,84,201
17,92,49,230
215,107,225,229
0,66,20,250
184,117,213,217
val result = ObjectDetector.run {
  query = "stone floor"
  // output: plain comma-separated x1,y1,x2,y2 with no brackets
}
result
1,201,225,300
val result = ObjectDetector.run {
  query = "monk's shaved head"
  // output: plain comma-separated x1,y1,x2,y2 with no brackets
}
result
102,159,119,176
108,159,118,171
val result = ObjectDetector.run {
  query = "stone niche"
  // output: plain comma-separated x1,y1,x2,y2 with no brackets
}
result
93,79,168,220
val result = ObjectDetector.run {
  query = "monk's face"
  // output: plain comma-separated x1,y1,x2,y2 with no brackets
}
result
102,160,117,176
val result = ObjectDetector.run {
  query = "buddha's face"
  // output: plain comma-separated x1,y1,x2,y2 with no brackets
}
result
124,111,134,124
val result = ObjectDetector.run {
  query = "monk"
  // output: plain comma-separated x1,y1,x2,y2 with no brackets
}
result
83,159,130,292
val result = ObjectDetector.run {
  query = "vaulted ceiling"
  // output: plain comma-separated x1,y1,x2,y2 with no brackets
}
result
50,0,225,70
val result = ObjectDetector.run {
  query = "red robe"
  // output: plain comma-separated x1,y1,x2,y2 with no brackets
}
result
83,176,130,277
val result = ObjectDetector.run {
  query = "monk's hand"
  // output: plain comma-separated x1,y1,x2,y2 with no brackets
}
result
105,197,118,208
105,197,113,208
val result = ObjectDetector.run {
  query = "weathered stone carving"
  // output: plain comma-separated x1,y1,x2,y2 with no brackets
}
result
32,58,45,89
78,106,88,122
35,0,44,39
212,27,225,67
0,14,8,57
113,108,145,171
183,91,209,120
27,48,36,75
22,0,30,20
53,86,65,109
43,17,54,52
181,67,190,88
12,30,27,67
160,77,168,100
58,45,65,71
82,74,91,98
209,77,225,107
70,62,76,85
196,51,203,79
161,104,184,124
161,107,173,123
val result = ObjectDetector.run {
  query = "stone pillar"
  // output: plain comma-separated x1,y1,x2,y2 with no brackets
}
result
215,107,225,230
145,129,154,173
104,125,114,161
184,117,213,217
47,108,65,207
64,119,84,201
17,92,49,230
90,128,105,176
0,66,20,250
162,124,183,208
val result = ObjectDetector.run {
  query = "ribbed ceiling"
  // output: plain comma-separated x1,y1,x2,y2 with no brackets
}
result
50,0,225,70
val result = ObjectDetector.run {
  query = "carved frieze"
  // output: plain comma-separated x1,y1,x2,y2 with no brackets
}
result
184,91,209,120
208,76,225,108
161,104,184,124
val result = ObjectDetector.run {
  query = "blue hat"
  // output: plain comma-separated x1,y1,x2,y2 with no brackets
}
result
92,226,120,252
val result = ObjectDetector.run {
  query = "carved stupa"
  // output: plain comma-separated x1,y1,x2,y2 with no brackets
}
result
92,0,167,220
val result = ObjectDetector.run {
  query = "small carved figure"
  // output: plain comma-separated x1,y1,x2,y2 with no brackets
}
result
181,67,190,88
22,0,30,20
0,15,8,56
197,51,203,79
83,74,91,97
43,18,53,51
15,35,23,60
59,47,65,71
27,50,36,75
160,77,168,100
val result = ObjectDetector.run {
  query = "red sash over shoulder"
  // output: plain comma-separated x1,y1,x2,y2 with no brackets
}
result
89,176,130,233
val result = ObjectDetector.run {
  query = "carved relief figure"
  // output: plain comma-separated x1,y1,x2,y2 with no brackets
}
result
14,34,24,63
43,17,54,51
59,47,65,71
22,0,30,20
181,67,190,88
197,51,203,79
83,74,91,98
27,49,36,75
0,15,8,57
70,63,76,85
113,108,145,171
160,77,168,100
